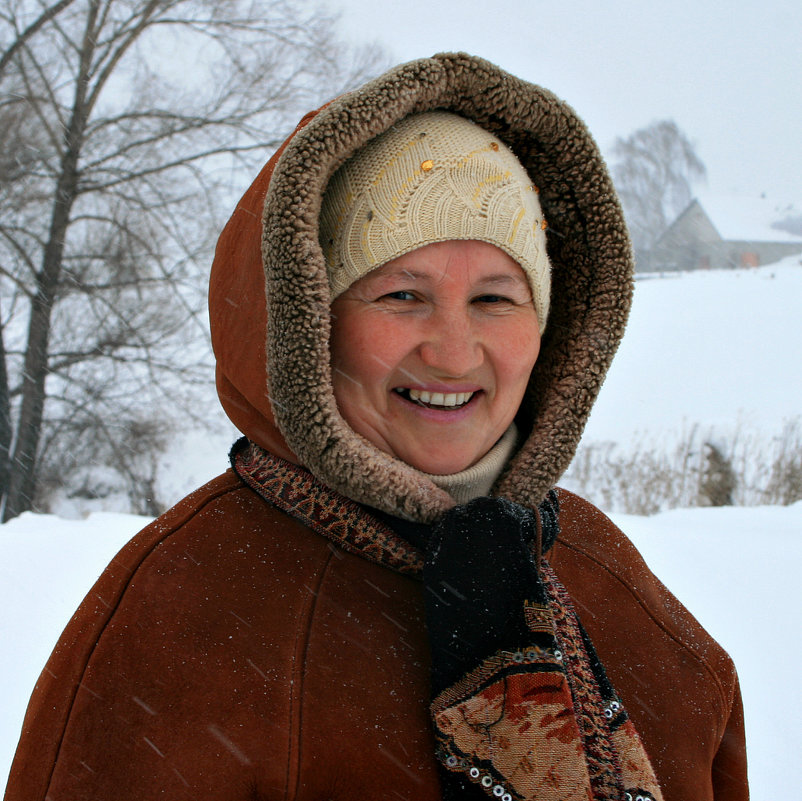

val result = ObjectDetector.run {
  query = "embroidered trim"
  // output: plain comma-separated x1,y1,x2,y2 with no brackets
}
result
232,439,423,574
522,599,554,633
542,560,623,800
430,647,565,717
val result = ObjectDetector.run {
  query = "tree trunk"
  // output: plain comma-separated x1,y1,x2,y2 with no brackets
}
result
3,168,78,520
2,3,97,520
0,324,11,505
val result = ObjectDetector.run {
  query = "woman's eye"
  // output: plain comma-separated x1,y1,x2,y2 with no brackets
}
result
475,294,510,304
382,290,416,301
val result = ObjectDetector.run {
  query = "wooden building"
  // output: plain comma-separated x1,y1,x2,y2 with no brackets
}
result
640,196,802,272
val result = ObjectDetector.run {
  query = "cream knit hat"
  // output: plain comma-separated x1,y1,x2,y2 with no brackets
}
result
319,111,551,331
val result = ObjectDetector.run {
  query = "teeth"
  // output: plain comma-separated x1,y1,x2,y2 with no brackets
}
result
407,389,474,407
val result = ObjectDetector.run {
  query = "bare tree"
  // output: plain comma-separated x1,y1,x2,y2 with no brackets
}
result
0,0,385,519
611,119,706,252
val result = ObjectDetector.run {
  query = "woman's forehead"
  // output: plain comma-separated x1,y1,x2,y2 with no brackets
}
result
359,241,530,287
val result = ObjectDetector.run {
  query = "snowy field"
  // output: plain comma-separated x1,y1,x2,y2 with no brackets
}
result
3,258,802,795
584,257,802,446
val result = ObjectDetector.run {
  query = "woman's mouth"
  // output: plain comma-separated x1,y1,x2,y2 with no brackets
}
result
394,388,476,409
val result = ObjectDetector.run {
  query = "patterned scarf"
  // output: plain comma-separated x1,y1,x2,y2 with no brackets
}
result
232,439,663,801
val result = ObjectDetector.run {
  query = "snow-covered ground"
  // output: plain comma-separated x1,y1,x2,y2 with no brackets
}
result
585,256,802,446
3,258,802,795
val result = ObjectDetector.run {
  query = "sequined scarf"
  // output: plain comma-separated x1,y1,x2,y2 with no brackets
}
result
231,439,663,801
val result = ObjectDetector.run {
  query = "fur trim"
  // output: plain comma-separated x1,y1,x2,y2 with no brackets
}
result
261,53,633,522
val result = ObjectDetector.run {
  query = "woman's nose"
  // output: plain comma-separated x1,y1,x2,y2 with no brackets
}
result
417,311,483,376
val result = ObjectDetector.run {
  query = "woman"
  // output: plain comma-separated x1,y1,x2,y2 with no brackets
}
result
5,54,747,801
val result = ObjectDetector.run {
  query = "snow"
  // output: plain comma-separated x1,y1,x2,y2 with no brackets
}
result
3,260,802,796
583,257,802,446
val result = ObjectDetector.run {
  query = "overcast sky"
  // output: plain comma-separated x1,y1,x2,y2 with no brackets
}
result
333,0,801,201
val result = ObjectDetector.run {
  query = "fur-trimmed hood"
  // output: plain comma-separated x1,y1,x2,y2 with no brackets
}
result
209,53,633,523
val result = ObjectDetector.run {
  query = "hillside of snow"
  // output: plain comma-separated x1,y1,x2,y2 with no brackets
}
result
584,256,802,447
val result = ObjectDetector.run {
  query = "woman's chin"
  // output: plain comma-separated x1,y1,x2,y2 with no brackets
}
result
395,448,478,476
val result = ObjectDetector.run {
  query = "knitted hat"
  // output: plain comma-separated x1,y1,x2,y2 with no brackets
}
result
319,111,551,331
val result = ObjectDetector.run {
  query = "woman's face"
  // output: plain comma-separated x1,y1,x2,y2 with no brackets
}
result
330,240,541,474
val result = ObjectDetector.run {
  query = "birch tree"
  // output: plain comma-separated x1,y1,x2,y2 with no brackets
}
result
611,119,706,252
0,0,383,518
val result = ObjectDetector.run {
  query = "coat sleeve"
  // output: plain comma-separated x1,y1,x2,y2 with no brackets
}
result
3,472,302,801
712,672,749,801
550,488,750,801
3,504,197,801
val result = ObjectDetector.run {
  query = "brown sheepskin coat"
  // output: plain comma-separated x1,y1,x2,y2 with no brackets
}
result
5,54,748,801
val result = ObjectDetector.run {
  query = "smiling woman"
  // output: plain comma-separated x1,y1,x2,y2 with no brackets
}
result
324,110,547,481
6,55,747,801
330,240,541,475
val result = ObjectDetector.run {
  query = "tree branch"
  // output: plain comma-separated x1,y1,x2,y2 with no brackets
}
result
0,0,79,79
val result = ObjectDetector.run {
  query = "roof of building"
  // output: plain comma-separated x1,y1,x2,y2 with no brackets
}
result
694,193,802,243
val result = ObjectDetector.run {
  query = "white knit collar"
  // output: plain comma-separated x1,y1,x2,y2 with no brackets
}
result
424,425,518,504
